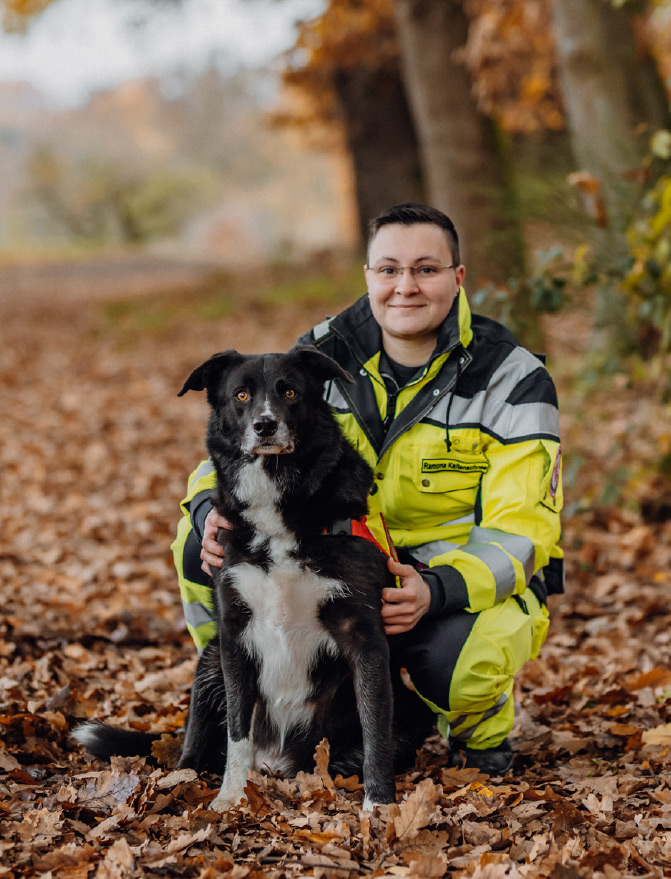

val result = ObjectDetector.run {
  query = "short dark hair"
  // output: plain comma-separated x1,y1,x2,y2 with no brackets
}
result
367,203,460,265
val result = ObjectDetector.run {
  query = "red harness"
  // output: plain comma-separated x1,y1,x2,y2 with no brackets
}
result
324,515,399,562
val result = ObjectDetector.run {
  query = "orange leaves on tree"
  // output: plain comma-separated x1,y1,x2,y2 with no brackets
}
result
1,0,56,32
459,0,564,132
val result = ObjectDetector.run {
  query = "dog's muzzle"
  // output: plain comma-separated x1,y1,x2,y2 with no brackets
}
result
246,415,294,455
254,415,278,438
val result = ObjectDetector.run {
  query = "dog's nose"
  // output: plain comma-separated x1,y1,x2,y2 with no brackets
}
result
253,415,278,437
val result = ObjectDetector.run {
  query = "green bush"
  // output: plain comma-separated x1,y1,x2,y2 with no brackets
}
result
624,168,671,352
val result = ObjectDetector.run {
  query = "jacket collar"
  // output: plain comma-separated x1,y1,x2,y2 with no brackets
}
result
328,288,473,367
324,290,474,459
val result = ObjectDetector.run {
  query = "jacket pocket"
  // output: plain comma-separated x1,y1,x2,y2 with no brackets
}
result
416,454,488,494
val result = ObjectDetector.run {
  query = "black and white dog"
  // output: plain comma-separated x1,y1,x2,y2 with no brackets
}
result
74,347,432,810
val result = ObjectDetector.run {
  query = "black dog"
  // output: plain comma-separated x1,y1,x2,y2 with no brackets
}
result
74,347,432,810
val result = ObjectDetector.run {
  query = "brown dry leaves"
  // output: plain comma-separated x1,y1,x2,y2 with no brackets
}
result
1,257,671,878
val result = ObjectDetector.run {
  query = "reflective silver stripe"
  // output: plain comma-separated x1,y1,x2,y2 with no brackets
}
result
312,318,332,341
468,526,536,585
461,542,517,602
440,392,559,442
426,346,559,442
408,539,460,566
485,400,559,443
457,693,509,740
489,348,544,398
324,379,351,411
191,459,215,485
182,600,215,629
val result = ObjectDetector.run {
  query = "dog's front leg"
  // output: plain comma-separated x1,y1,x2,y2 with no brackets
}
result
179,642,227,773
352,643,396,810
210,643,258,812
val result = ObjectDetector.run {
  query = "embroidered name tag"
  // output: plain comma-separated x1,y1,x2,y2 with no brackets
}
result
421,458,489,475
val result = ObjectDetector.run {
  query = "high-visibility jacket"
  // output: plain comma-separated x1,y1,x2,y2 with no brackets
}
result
171,290,563,652
299,290,563,607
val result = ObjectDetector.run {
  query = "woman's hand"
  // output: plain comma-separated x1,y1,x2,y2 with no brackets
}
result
201,509,232,575
381,557,431,635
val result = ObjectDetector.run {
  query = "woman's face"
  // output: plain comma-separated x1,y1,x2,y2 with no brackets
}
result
365,223,465,357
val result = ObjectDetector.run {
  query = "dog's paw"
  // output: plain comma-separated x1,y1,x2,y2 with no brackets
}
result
361,796,394,813
362,786,396,812
361,796,377,813
210,790,247,812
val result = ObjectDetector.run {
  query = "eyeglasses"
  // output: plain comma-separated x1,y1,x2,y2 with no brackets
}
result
367,264,456,280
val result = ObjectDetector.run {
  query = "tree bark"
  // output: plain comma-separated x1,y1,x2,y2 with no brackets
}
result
601,1,671,136
551,0,664,350
551,0,647,236
333,63,425,249
392,0,527,289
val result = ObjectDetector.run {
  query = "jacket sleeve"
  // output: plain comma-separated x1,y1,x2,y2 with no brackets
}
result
424,363,563,615
170,459,218,651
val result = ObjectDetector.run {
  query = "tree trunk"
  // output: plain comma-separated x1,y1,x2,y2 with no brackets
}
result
551,0,658,350
333,63,425,250
601,1,671,136
551,0,649,234
392,0,527,289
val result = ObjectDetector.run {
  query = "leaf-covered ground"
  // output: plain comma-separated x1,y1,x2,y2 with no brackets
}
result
1,257,670,879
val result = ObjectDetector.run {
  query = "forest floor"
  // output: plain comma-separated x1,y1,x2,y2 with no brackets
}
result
1,253,670,879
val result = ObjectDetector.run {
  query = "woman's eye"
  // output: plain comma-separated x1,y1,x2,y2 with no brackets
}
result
236,391,249,402
285,389,296,399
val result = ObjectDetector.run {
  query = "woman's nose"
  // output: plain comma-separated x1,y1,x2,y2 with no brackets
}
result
395,268,420,294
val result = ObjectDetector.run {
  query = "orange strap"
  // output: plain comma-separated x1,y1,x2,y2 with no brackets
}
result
325,514,399,563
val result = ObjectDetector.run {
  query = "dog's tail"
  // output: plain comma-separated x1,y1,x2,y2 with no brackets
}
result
72,721,160,760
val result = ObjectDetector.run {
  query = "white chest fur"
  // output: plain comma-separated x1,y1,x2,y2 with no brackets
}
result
230,460,348,746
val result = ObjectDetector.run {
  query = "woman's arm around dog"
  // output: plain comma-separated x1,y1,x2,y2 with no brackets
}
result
201,509,229,575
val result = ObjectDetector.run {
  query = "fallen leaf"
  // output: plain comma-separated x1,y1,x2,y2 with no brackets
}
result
607,723,640,737
393,778,441,840
314,737,336,792
642,724,671,746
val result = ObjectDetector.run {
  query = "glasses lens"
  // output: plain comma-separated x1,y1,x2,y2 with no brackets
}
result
372,265,452,280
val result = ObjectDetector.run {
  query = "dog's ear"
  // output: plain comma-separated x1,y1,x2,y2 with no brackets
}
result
177,350,245,396
288,345,354,385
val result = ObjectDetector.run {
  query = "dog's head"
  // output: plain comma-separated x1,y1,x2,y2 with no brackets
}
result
178,346,353,457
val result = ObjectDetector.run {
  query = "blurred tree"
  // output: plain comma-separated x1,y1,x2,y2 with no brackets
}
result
553,0,668,233
393,0,527,289
600,0,670,134
281,0,425,244
26,146,108,240
552,0,670,349
457,0,564,134
25,144,213,245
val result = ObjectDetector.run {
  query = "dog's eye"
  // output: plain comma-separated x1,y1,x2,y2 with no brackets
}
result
284,389,296,399
236,391,249,402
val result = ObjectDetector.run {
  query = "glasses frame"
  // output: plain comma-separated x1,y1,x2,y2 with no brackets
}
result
366,264,456,281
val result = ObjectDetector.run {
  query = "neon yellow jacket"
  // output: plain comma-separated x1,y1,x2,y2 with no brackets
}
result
172,291,563,650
